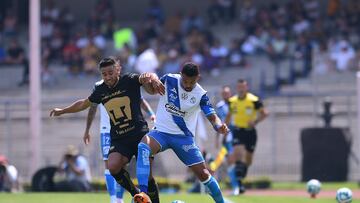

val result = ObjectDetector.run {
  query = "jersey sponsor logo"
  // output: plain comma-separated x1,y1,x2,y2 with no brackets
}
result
182,143,197,152
102,90,126,101
190,96,196,104
165,103,186,117
181,93,188,100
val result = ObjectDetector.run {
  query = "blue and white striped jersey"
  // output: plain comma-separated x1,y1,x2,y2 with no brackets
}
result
154,74,215,136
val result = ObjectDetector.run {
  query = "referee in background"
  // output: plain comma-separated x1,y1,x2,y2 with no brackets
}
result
225,79,268,194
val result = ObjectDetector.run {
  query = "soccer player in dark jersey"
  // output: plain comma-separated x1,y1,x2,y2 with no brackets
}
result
50,57,164,202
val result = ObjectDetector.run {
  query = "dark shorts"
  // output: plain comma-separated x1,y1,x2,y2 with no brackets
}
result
108,133,146,161
232,127,257,153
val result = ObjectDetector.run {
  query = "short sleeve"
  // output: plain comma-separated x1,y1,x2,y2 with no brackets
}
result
127,73,141,86
160,74,168,84
200,93,216,116
88,85,102,104
254,99,264,110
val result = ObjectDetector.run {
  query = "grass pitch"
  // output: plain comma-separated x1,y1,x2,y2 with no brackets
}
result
0,192,358,203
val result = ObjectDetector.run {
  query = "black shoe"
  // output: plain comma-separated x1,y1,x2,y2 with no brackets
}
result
239,185,246,194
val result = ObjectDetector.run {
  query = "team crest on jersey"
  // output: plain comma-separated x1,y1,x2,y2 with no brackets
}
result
190,96,196,104
181,93,188,100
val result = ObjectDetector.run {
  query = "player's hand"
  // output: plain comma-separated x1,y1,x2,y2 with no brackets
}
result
248,120,257,128
217,123,229,135
150,114,156,123
151,79,165,95
83,132,91,145
50,108,64,117
139,73,154,84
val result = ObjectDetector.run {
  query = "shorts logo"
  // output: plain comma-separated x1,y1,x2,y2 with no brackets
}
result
103,146,110,155
182,144,197,152
109,146,115,152
142,149,150,166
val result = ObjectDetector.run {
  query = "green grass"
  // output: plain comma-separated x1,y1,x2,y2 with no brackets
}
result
0,192,359,203
272,181,359,190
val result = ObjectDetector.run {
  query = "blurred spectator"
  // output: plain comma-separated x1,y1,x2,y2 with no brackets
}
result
118,44,137,72
210,38,228,65
40,17,54,41
146,0,165,25
0,155,20,193
41,60,55,86
161,49,181,74
227,39,243,67
3,10,18,38
55,145,91,192
134,48,159,74
181,9,204,35
330,40,356,71
5,39,29,86
312,42,332,75
294,35,313,77
81,40,101,75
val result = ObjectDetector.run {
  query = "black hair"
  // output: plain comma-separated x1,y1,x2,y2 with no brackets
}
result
181,62,200,77
98,57,119,69
237,78,247,84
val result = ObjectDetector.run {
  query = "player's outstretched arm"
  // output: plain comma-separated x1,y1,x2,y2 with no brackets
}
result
50,98,91,117
207,114,229,135
140,98,156,122
139,73,165,95
84,103,98,145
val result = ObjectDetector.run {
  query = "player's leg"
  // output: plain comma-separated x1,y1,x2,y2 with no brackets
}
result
135,130,168,203
232,128,248,193
240,128,257,191
101,132,124,203
147,159,160,203
108,151,139,196
225,142,239,195
115,183,125,203
172,136,225,203
233,144,247,193
136,133,162,193
190,163,225,203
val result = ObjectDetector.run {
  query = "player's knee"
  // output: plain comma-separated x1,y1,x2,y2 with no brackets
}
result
108,162,122,175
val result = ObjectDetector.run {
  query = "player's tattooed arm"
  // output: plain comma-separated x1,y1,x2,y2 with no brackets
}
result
207,114,229,135
84,103,98,145
50,98,91,116
139,73,165,95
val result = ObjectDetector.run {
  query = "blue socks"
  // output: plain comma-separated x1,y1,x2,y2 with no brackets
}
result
116,183,124,199
137,142,151,193
105,169,117,202
105,169,124,203
202,176,225,203
227,164,239,189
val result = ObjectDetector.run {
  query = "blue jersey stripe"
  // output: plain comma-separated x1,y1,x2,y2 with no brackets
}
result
166,76,193,137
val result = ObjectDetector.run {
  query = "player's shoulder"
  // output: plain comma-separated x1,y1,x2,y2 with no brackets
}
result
193,83,207,96
164,73,180,80
246,92,259,101
229,95,238,102
121,72,139,80
216,100,226,108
